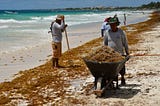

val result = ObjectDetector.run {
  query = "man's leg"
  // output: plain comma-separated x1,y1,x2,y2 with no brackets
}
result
55,58,59,67
52,42,61,68
119,65,126,85
52,58,56,67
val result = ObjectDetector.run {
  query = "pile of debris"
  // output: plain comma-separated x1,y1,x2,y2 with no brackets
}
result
84,46,124,62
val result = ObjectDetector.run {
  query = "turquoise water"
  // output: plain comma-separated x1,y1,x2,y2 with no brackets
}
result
0,10,116,25
0,10,151,54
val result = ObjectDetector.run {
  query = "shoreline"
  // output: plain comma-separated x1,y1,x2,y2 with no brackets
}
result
0,11,151,82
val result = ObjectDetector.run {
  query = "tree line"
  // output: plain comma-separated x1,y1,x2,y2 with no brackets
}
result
138,2,160,9
63,2,160,11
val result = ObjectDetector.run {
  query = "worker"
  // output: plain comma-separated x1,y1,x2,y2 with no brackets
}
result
104,17,129,85
50,14,67,68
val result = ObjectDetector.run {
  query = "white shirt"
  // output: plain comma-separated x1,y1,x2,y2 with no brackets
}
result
104,28,129,55
51,20,65,42
101,22,110,31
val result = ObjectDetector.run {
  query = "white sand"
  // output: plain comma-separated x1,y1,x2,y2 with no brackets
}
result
0,13,150,83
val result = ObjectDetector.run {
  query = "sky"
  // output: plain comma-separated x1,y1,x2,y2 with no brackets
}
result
0,0,160,10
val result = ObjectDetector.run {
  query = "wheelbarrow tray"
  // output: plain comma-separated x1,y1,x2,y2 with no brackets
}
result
83,56,129,79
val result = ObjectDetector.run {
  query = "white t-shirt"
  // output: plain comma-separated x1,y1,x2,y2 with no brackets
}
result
101,22,110,31
51,20,65,42
104,28,129,55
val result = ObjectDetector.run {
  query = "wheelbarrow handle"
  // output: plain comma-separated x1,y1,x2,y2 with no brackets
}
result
122,55,130,61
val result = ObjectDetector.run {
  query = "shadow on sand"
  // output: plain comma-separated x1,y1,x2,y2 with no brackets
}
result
101,83,141,99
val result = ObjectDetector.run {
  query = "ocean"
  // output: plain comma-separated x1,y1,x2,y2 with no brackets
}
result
0,9,151,54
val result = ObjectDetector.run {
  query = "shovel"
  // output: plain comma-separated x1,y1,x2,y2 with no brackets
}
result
64,29,70,50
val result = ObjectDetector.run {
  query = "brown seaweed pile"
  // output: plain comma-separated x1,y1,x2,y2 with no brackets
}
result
85,46,124,62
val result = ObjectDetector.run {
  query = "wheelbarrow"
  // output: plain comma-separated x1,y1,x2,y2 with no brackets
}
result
83,56,130,96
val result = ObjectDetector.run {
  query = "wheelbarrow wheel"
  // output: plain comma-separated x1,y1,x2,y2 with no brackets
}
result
97,77,102,90
94,77,103,97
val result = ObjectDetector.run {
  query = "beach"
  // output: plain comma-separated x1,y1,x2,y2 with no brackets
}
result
0,10,160,105
0,21,102,82
0,11,150,82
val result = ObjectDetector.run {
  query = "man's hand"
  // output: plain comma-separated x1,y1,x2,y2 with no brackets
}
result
65,24,68,28
61,15,65,20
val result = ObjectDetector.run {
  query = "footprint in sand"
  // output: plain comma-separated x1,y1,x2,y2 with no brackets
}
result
4,64,8,66
11,58,16,63
19,56,24,61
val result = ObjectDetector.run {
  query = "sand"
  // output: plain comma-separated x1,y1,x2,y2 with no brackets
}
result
62,18,160,106
0,11,150,82
0,12,150,83
97,24,159,106
55,15,160,106
0,22,101,82
1,11,159,105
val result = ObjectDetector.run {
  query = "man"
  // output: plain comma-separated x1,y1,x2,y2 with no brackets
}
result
51,14,67,68
104,17,129,85
124,13,127,25
101,17,111,37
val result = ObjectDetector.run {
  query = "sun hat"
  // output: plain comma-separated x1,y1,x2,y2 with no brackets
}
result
108,17,117,24
56,14,64,20
108,17,120,26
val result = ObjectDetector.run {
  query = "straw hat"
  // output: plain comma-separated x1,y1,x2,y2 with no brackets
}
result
108,17,117,24
56,14,64,20
108,17,120,26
